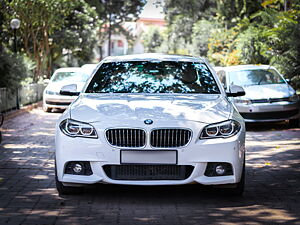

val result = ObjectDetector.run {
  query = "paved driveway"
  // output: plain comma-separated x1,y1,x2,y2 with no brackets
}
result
0,108,299,225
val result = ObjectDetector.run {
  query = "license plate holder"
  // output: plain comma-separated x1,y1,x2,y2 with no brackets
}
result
120,150,177,164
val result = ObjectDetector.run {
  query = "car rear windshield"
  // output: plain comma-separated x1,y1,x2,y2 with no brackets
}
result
51,71,90,83
228,69,285,86
85,61,220,94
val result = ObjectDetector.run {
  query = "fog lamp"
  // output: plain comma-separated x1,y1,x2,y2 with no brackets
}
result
65,161,93,175
73,163,83,174
215,165,226,175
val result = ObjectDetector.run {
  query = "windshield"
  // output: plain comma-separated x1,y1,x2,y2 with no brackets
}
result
85,61,220,94
228,69,285,86
51,71,90,83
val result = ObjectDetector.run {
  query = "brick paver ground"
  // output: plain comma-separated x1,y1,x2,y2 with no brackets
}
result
0,108,299,225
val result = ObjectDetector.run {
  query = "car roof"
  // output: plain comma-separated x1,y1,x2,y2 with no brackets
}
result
81,64,98,68
220,65,276,71
102,53,205,63
54,67,82,72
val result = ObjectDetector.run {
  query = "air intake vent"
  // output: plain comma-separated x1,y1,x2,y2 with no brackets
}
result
106,129,146,147
103,165,194,180
251,97,290,104
150,129,192,148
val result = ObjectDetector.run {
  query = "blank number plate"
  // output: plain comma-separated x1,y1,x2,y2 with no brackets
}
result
121,150,177,164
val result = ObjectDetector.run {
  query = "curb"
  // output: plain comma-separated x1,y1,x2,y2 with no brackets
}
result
3,101,42,120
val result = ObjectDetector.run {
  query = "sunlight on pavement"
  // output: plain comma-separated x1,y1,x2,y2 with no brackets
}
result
2,144,50,149
30,175,49,180
219,205,297,223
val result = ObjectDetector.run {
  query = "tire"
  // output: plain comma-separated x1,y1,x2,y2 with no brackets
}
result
55,168,83,195
289,119,299,128
226,164,245,196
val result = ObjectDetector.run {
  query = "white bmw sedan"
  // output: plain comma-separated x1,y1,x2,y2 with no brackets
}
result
55,54,246,195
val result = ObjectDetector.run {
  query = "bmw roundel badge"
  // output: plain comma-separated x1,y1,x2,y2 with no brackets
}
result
144,119,153,125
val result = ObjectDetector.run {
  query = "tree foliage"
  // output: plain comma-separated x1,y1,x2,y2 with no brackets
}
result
0,52,31,89
86,0,146,57
142,26,163,53
146,0,300,89
2,0,98,81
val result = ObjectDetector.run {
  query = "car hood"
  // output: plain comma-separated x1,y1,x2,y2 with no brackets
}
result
46,81,86,93
242,83,293,100
70,94,232,124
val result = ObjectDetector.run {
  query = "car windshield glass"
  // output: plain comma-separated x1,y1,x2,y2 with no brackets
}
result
51,71,90,83
228,69,285,86
85,61,220,94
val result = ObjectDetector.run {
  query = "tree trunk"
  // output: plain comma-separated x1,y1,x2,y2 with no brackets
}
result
44,27,52,78
99,45,103,60
108,12,112,56
284,0,287,11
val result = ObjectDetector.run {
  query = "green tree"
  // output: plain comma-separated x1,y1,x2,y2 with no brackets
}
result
49,0,99,69
158,0,217,55
0,52,31,89
163,0,216,21
191,19,216,57
5,0,98,80
216,0,263,28
86,0,146,57
207,26,241,66
142,26,163,53
252,7,300,78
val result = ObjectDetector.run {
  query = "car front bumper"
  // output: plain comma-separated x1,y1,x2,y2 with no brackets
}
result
43,93,77,109
55,121,246,186
235,101,300,122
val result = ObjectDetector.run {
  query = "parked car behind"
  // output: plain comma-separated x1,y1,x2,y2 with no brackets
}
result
215,65,300,127
55,53,246,195
43,67,91,112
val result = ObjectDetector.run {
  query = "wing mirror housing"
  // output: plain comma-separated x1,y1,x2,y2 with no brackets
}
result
226,85,246,97
59,84,80,96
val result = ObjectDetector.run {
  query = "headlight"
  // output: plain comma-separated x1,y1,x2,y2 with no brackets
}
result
45,90,59,95
289,93,299,102
200,120,241,139
233,98,251,105
59,119,98,138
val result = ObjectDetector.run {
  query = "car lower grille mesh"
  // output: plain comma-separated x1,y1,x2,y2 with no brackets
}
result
45,101,71,106
106,129,146,147
251,97,290,104
103,165,194,180
150,129,192,148
241,109,299,120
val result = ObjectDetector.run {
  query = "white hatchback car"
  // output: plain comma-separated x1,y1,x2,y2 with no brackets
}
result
215,65,300,126
55,54,246,195
43,67,90,112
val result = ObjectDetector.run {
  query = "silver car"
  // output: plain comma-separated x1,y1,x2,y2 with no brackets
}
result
43,67,90,112
215,65,299,126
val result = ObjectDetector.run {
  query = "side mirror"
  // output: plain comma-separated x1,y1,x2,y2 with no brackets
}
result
285,78,291,84
59,84,80,96
226,85,245,97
